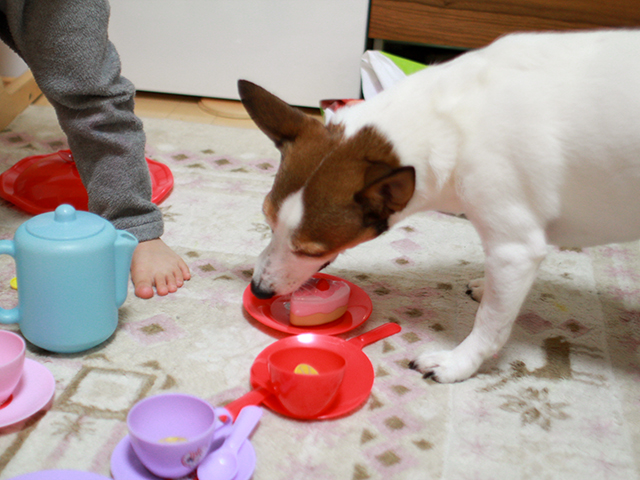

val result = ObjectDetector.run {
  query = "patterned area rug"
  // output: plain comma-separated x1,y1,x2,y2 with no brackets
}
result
1,105,640,480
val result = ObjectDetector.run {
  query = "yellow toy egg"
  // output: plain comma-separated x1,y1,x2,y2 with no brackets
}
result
294,363,319,375
10,277,17,290
159,436,188,443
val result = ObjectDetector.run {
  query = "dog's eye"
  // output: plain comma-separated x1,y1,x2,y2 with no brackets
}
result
291,240,330,258
293,250,326,259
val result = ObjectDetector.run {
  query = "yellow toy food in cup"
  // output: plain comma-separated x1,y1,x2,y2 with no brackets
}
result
294,363,319,375
160,436,188,443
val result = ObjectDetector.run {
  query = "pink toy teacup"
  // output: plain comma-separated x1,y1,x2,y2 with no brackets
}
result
127,393,230,479
268,346,346,417
0,330,26,405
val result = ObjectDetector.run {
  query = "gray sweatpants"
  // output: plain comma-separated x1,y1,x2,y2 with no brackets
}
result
0,0,163,241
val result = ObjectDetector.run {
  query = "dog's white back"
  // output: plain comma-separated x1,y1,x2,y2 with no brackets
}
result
333,30,640,248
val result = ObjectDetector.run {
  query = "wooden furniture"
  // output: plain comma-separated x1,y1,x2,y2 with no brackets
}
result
369,0,640,49
0,71,41,130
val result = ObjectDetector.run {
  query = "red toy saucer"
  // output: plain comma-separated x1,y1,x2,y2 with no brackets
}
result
243,273,372,335
0,150,173,215
232,323,401,420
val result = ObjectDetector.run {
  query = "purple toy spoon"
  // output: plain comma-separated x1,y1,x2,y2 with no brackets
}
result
197,406,263,480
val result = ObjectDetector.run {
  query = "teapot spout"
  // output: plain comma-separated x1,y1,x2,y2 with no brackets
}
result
114,231,138,306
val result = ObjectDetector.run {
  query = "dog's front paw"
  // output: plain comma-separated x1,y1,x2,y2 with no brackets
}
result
409,350,480,383
466,278,484,302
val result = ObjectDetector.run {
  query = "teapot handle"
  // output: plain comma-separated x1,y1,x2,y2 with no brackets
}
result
114,230,138,307
0,240,19,324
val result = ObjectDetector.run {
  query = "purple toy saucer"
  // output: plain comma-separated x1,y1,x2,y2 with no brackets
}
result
7,470,110,479
111,435,256,480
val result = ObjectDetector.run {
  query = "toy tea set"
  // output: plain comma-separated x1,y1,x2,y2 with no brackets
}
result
0,151,401,479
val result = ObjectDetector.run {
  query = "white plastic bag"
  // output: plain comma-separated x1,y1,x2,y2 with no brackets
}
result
321,51,427,122
360,51,428,100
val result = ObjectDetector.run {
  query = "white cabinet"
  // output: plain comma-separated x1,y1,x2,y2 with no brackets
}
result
108,0,369,107
0,42,28,77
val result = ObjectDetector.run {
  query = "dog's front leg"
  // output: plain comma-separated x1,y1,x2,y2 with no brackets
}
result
411,239,546,382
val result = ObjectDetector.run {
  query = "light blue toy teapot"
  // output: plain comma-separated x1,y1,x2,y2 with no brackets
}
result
0,204,138,353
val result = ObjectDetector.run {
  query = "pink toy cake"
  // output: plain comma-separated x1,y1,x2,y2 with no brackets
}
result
289,277,351,326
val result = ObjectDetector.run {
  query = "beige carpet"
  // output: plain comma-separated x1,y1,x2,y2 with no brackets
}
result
1,105,640,479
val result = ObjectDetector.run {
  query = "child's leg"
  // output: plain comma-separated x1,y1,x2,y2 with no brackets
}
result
2,0,190,297
5,0,158,236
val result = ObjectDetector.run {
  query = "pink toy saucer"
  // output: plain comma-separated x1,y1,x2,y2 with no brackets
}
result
7,470,110,480
0,150,173,215
111,435,256,480
0,358,55,428
243,273,372,335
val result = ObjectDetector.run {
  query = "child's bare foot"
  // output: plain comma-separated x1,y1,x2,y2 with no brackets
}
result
131,238,191,299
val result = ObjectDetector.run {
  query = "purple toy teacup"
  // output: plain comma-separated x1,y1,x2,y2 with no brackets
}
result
127,393,230,478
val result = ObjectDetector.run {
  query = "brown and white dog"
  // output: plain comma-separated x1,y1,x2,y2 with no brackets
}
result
238,29,640,383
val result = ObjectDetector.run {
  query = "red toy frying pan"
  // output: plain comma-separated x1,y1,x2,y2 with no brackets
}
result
224,322,401,420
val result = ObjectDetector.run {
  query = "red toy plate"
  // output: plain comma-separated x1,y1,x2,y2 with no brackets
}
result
0,150,173,215
224,323,402,420
242,273,372,335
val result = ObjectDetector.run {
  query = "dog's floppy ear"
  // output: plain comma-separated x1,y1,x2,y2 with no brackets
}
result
356,166,416,216
238,80,314,149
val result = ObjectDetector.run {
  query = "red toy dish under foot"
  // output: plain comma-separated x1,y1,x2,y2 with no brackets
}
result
0,150,173,215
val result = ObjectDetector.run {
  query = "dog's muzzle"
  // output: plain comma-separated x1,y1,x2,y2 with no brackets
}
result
250,279,276,300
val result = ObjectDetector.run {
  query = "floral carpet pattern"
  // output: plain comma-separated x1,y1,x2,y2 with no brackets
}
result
1,105,640,479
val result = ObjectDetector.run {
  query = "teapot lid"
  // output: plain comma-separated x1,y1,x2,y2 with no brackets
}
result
26,204,105,240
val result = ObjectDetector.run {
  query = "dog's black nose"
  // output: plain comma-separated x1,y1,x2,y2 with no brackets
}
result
251,280,275,299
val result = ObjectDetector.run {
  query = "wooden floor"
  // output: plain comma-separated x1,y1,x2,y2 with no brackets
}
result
34,91,322,129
